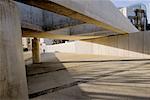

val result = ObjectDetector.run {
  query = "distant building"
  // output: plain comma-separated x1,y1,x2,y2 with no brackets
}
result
119,3,149,31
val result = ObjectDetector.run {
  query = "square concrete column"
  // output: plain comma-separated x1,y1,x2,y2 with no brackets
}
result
32,38,41,63
0,0,28,100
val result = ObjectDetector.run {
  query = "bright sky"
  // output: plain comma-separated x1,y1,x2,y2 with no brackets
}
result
111,0,150,23
111,0,150,7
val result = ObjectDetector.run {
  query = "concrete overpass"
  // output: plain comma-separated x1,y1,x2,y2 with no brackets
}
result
15,0,138,34
15,0,139,37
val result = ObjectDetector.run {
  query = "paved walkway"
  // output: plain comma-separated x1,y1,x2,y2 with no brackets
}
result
26,53,150,100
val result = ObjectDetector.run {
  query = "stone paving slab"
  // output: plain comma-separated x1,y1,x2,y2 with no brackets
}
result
26,53,150,100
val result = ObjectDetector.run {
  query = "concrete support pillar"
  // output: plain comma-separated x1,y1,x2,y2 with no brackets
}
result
0,0,28,100
32,38,41,63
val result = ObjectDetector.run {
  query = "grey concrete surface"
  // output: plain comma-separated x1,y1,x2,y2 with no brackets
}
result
17,1,114,36
50,0,138,33
17,1,122,37
15,2,83,31
0,0,28,99
15,0,138,34
42,31,150,58
46,23,108,36
26,53,150,100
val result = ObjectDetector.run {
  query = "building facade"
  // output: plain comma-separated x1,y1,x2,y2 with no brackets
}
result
119,3,149,31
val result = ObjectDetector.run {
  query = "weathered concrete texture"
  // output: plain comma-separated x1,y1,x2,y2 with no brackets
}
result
16,2,44,31
0,0,28,99
15,0,138,33
45,23,106,36
26,53,150,100
144,32,150,54
16,2,83,31
43,10,83,31
70,24,104,35
50,0,138,33
23,31,101,40
32,38,40,63
17,1,116,37
89,31,150,57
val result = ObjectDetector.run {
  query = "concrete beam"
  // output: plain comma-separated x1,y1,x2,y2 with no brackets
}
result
15,2,84,31
21,23,111,37
32,38,41,63
44,23,104,35
40,23,114,37
21,21,43,32
70,24,106,35
78,31,114,36
17,1,114,35
42,10,84,31
0,0,28,99
14,0,138,34
22,30,101,40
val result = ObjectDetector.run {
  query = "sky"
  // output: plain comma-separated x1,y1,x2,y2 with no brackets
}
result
111,0,150,7
111,0,150,23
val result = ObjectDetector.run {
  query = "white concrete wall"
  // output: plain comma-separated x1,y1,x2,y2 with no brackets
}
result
43,42,76,53
43,31,150,58
23,51,32,60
